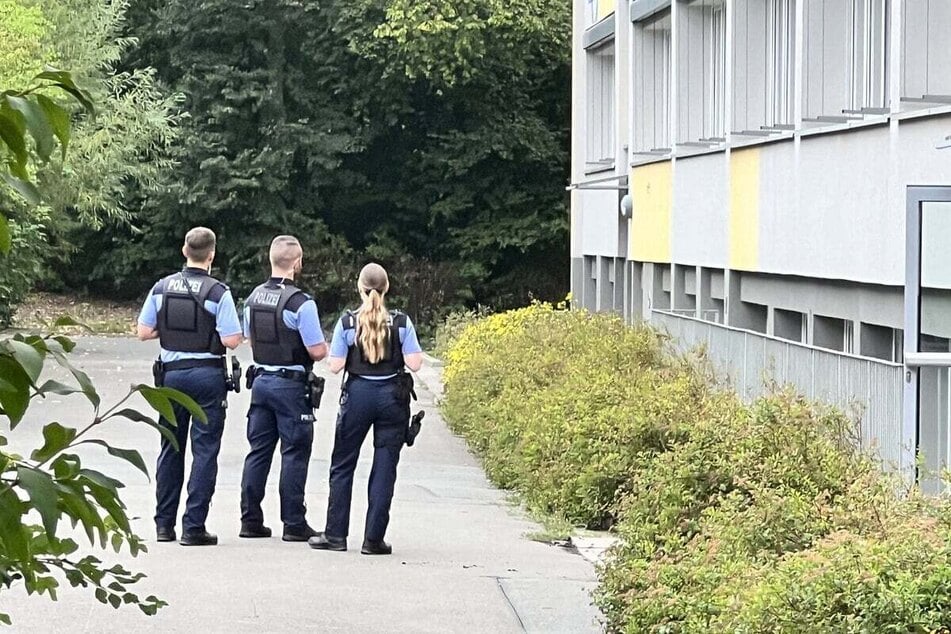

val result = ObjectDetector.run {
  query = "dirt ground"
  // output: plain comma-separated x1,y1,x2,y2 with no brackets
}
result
13,292,139,335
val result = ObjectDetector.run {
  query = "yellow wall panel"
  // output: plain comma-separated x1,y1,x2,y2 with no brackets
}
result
597,0,615,19
629,162,672,263
729,148,760,271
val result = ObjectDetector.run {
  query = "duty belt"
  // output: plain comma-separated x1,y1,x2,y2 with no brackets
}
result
162,358,225,372
253,367,308,382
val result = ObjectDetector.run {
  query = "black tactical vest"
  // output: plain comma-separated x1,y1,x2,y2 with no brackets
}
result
247,281,312,368
156,270,226,355
343,310,407,376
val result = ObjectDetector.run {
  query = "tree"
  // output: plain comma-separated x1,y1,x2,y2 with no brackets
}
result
0,70,194,624
70,0,571,326
0,0,182,323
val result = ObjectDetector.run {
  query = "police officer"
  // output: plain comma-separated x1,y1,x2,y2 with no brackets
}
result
136,227,242,546
309,263,423,555
240,236,328,542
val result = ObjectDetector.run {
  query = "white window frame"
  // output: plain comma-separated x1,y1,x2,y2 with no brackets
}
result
766,0,794,126
633,9,673,153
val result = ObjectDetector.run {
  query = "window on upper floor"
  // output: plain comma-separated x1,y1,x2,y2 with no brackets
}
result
586,40,616,170
733,0,795,134
633,9,672,154
677,0,727,146
902,0,951,105
586,0,616,27
803,0,887,122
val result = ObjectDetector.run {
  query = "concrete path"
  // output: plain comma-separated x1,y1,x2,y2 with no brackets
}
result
1,337,602,633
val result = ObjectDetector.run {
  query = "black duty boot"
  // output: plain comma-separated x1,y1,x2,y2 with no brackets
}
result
282,524,318,542
180,530,218,546
239,523,272,538
361,539,392,555
156,526,176,543
308,532,347,551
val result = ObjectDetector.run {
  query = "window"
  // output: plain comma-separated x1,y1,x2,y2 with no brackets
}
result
803,0,887,121
677,0,726,144
586,41,616,170
633,9,672,154
733,0,795,134
902,0,951,102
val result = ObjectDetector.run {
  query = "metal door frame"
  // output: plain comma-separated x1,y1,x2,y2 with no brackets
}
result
904,186,951,482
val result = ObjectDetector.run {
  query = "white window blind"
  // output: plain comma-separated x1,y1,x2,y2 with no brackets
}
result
902,0,951,100
733,0,795,132
634,9,672,153
678,0,726,144
586,42,616,168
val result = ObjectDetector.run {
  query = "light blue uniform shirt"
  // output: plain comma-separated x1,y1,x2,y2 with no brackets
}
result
329,311,422,380
243,293,325,373
137,275,242,363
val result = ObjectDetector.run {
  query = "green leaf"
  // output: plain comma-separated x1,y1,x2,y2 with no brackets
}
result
0,172,40,205
0,613,11,625
69,367,100,409
137,385,206,424
0,356,34,427
35,94,70,158
108,593,121,609
135,386,176,426
31,422,78,463
51,453,81,481
36,380,81,396
0,488,28,560
76,439,150,481
0,214,9,255
7,339,45,383
17,466,59,536
34,67,96,115
0,109,27,168
51,336,76,354
4,95,55,162
52,315,91,331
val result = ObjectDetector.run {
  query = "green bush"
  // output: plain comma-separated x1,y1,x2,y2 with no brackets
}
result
442,303,710,528
441,304,951,633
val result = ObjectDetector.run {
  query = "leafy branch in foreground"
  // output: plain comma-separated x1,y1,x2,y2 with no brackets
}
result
0,328,205,625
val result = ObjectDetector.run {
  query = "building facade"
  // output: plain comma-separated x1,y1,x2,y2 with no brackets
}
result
570,0,951,478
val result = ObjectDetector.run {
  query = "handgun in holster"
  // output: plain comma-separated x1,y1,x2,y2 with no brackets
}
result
406,410,424,447
224,357,242,394
152,359,165,387
307,373,326,409
245,364,257,390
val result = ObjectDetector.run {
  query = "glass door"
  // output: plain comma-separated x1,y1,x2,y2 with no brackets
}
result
905,188,951,491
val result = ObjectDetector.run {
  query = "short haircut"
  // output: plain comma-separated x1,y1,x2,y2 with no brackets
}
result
183,227,216,262
269,235,302,269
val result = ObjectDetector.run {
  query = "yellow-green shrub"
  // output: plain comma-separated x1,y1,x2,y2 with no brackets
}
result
441,303,709,528
441,304,951,632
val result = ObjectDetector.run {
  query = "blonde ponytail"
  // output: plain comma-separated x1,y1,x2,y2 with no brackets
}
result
355,263,391,364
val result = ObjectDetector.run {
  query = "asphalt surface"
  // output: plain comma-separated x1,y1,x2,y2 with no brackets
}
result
0,337,602,633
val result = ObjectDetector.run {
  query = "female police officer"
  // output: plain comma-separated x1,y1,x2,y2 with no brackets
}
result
309,263,423,555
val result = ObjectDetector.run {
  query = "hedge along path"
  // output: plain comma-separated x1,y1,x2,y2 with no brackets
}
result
440,303,951,633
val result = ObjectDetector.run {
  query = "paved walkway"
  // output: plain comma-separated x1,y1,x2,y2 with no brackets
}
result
1,337,602,633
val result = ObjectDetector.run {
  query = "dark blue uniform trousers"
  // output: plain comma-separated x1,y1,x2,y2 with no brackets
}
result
155,366,227,533
325,377,407,542
240,375,315,530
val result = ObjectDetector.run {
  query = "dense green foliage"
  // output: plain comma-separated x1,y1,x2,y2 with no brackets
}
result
0,0,179,326
441,304,951,632
54,0,570,324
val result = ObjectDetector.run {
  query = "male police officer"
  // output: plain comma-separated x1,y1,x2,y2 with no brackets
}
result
240,235,328,542
137,227,242,546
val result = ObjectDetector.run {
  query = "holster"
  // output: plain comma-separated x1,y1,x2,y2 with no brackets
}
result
395,372,417,404
245,364,256,390
307,373,325,409
152,359,165,388
225,357,242,394
405,410,424,447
